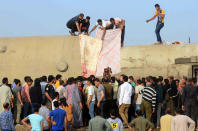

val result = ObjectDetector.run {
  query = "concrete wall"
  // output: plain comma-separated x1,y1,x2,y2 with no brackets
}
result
0,36,198,81
0,36,81,81
121,44,198,78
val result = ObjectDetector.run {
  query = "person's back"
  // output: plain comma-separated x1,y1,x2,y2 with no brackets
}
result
160,114,173,131
171,115,195,131
0,84,12,113
89,116,110,131
128,116,154,131
0,110,15,131
39,104,50,130
49,108,67,130
28,114,43,131
107,117,123,131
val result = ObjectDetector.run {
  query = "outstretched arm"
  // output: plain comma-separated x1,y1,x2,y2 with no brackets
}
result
75,22,81,34
101,28,106,40
146,15,157,23
89,25,98,35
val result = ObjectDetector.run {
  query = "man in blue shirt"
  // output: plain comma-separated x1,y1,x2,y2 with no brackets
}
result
0,103,15,131
47,101,67,131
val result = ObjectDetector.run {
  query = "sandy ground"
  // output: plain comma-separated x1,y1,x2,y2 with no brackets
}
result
15,125,160,131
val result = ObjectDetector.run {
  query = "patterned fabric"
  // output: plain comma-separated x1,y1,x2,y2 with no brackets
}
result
95,29,121,76
79,35,103,77
0,111,15,131
39,106,50,130
65,84,75,105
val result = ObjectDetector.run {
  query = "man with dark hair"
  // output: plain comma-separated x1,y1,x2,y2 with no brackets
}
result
40,76,48,101
146,4,165,44
171,108,195,131
22,77,33,118
89,107,111,131
160,108,173,131
66,13,84,36
139,80,156,121
81,16,91,34
55,74,62,88
118,75,133,127
12,79,23,124
109,17,125,47
107,109,123,131
89,19,111,40
181,78,197,123
39,99,50,131
22,104,44,131
45,75,56,110
0,78,12,113
47,101,67,131
0,103,15,131
134,80,144,111
128,110,154,131
94,78,105,117
56,80,65,99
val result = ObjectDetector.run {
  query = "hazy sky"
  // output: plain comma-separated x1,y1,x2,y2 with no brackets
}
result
0,0,197,45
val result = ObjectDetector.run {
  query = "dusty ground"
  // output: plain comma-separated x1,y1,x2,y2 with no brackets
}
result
15,125,160,131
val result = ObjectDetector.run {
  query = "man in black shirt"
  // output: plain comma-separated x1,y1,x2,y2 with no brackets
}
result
81,16,91,35
45,75,56,111
66,13,84,36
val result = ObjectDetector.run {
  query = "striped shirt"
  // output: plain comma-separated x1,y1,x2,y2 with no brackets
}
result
140,86,156,110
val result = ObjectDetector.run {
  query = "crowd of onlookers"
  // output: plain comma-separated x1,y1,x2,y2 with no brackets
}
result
0,69,198,131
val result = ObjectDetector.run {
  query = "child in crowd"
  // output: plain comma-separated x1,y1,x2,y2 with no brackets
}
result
107,109,123,131
52,92,59,110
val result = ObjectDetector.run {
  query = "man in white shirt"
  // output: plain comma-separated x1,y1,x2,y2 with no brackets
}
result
118,75,132,127
56,80,65,99
87,78,96,119
133,80,144,111
171,108,195,131
109,17,125,47
89,19,111,40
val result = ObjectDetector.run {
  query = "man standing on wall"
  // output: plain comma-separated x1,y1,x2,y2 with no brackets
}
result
146,4,165,44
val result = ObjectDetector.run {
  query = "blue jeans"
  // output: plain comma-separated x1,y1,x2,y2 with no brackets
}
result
23,102,31,118
155,22,164,43
89,101,95,119
32,103,41,113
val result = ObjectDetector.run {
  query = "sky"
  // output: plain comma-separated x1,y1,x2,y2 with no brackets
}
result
0,0,197,45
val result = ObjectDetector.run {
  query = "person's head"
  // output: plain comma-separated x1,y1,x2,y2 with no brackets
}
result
27,78,33,86
110,109,117,118
155,4,160,11
48,75,55,83
56,74,62,81
76,80,82,87
79,13,84,20
94,107,101,116
2,77,8,85
33,104,40,113
192,78,197,86
110,18,115,25
15,79,21,86
86,16,90,22
41,76,47,82
175,107,183,115
181,76,187,83
60,97,68,107
94,78,101,87
87,77,93,86
24,76,31,82
3,102,9,110
67,77,75,85
54,92,59,99
179,81,186,88
129,76,134,83
34,78,41,87
135,110,142,117
120,74,125,82
41,99,47,106
97,19,102,26
59,80,64,86
123,75,128,82
187,78,193,85
145,76,151,83
168,76,174,83
136,80,142,86
165,108,171,115
53,101,59,109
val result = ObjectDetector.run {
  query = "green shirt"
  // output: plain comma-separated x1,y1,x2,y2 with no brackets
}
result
128,117,154,131
89,116,111,131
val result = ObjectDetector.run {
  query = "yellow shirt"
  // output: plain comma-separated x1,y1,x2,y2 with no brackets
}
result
155,9,165,23
160,114,173,131
55,80,60,88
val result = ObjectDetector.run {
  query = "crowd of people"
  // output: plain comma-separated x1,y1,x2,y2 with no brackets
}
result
0,67,198,131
